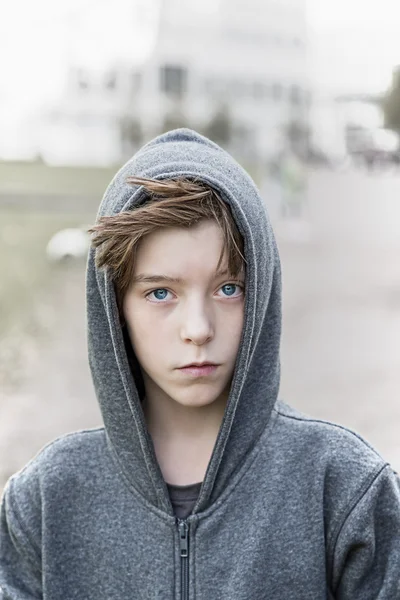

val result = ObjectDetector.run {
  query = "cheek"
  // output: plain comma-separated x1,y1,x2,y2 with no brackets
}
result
125,309,170,365
221,303,244,334
217,305,244,354
233,315,245,351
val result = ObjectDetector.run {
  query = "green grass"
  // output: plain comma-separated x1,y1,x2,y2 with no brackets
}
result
0,162,117,335
0,208,95,335
0,161,120,197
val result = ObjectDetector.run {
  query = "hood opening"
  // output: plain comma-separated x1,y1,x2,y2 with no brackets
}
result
86,129,282,515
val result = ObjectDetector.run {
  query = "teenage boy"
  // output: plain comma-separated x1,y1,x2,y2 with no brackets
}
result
1,129,400,599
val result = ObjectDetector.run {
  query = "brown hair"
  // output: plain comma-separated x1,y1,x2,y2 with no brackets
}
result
88,177,246,314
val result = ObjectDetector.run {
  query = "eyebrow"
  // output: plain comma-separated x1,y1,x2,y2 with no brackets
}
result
132,270,236,285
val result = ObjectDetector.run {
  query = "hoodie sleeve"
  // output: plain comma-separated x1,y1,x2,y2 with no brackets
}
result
332,465,400,599
0,480,42,600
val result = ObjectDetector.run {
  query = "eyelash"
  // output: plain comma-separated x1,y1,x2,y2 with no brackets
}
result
145,283,245,303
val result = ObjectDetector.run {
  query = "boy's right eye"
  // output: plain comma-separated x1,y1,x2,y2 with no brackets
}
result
146,288,172,302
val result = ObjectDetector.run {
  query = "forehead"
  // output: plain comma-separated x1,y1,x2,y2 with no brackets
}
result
134,220,225,272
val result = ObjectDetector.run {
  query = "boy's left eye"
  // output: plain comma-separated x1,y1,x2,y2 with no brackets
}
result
218,284,243,298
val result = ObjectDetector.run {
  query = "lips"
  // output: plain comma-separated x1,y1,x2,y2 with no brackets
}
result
180,362,218,368
177,363,219,377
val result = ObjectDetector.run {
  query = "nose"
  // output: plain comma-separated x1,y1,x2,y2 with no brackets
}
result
180,298,214,346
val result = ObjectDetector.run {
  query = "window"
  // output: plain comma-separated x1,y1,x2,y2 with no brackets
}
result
160,65,187,98
131,71,142,93
293,37,303,48
229,80,248,98
203,78,215,94
203,78,228,101
253,82,267,100
272,83,283,102
105,71,117,91
289,84,301,106
77,69,89,91
272,34,283,46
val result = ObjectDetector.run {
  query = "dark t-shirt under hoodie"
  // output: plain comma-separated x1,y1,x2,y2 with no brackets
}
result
167,482,202,520
1,129,400,599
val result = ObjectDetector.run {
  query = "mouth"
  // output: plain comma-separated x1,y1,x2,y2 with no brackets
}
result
177,362,220,377
181,362,219,368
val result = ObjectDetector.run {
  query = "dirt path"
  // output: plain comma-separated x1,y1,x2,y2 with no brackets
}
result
278,170,400,470
0,264,101,490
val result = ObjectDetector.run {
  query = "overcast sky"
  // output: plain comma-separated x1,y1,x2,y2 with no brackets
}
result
308,0,400,95
0,0,399,123
0,0,159,123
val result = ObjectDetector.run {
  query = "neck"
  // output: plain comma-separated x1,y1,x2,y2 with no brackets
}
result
142,380,228,485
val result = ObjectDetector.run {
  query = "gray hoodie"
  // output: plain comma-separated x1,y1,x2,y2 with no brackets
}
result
1,129,400,599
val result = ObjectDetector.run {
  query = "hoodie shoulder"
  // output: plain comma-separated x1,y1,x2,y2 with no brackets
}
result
273,402,388,506
2,429,110,572
8,428,110,498
271,400,389,545
273,400,387,471
25,427,107,468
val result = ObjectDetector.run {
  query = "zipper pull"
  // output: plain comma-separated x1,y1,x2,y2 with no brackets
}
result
178,520,189,558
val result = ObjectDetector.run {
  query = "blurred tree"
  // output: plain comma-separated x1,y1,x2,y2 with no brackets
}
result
383,67,400,132
203,105,232,147
119,115,143,158
161,110,188,132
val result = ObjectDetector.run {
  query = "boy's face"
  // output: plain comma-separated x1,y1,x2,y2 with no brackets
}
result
123,219,245,411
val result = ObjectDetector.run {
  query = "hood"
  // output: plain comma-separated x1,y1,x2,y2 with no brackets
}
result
86,129,282,515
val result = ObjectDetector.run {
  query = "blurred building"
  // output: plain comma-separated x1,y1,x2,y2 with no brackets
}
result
38,65,141,166
310,93,393,164
38,0,310,166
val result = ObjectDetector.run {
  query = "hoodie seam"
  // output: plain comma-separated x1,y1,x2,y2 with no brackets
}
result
273,408,384,460
7,479,42,574
105,433,175,524
13,428,106,475
327,463,389,590
195,410,279,521
193,517,198,600
273,408,390,587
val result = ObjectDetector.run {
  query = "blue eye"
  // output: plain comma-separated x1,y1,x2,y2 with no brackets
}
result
221,284,240,297
149,289,170,301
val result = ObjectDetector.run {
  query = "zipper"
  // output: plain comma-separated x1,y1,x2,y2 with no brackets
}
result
178,519,190,600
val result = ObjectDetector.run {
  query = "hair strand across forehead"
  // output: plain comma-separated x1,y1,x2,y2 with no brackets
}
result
88,177,246,315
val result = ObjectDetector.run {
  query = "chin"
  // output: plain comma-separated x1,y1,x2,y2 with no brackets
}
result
173,387,225,409
178,398,217,409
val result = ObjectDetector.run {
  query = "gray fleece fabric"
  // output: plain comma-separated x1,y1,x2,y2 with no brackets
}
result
1,129,400,599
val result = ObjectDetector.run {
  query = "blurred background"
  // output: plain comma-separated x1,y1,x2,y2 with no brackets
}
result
1,0,400,492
